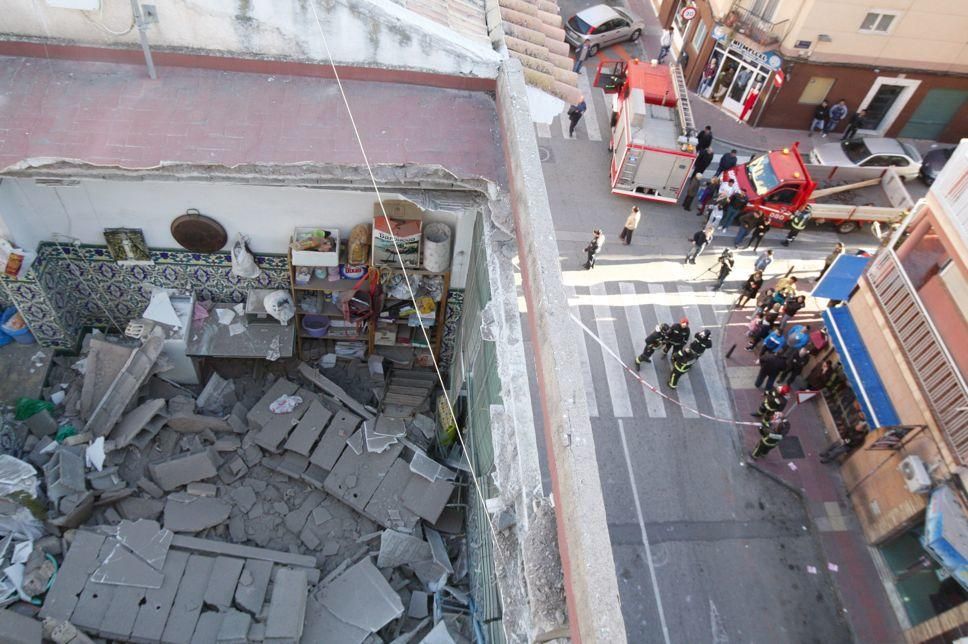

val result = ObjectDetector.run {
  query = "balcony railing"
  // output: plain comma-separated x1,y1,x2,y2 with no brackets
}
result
867,250,968,462
724,3,785,47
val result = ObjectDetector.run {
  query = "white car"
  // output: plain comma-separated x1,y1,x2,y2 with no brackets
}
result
564,4,645,57
809,137,923,180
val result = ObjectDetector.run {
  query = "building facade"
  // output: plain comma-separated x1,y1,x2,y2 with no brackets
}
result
658,0,968,141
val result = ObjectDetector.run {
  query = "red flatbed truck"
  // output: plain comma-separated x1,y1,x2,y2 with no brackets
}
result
596,59,697,204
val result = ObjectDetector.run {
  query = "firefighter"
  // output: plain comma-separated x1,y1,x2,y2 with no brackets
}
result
662,318,691,357
781,206,811,247
752,384,790,420
668,346,698,389
751,412,791,459
635,323,670,369
689,329,713,358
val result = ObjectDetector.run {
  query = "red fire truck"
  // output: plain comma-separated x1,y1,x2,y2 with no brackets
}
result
595,59,697,203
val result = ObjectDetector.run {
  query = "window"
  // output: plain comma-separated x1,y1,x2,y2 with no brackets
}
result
671,0,688,32
765,188,798,205
691,20,707,52
859,11,898,33
798,76,835,104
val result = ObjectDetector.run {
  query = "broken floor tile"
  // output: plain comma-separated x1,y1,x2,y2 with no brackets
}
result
163,493,231,533
319,558,404,633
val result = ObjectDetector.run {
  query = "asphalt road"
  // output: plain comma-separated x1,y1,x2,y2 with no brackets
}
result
523,17,880,641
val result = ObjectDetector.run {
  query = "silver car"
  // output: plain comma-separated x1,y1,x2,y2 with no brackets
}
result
809,137,923,180
564,4,645,56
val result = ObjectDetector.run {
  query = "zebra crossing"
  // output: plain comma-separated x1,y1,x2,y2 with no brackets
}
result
564,279,734,421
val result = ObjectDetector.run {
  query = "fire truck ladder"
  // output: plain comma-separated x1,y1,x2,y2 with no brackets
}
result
670,62,695,139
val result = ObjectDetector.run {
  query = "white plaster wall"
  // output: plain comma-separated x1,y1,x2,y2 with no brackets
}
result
2,0,500,79
0,177,472,286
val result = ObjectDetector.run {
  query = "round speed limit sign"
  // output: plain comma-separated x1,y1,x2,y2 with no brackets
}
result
680,5,697,20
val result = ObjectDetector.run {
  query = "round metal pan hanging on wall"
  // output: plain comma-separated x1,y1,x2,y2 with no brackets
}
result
170,209,228,253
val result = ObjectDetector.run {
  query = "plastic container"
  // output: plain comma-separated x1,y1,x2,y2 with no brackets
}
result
1,307,34,345
422,222,452,273
301,315,331,338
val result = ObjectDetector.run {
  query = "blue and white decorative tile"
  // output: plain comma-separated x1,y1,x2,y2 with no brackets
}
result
440,289,464,373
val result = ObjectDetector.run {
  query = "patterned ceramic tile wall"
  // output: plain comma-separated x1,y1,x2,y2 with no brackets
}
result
440,289,464,373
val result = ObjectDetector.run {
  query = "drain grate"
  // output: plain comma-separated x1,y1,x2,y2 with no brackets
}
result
778,435,805,460
538,146,553,163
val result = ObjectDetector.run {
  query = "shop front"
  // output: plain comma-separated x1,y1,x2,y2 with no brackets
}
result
697,31,782,122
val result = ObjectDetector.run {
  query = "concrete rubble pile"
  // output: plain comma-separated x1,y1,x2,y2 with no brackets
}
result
0,329,476,643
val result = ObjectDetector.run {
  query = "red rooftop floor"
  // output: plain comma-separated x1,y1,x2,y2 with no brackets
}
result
0,56,503,181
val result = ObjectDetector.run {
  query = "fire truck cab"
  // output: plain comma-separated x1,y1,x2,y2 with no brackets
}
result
596,59,697,204
726,144,816,226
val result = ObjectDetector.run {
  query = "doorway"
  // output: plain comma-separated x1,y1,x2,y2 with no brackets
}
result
722,62,766,116
858,77,922,135
900,89,968,140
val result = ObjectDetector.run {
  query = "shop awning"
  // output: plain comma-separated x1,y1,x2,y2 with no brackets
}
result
822,307,900,428
812,255,872,300
923,486,968,591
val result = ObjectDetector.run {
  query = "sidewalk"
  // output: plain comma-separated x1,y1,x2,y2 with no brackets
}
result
689,93,818,154
721,275,904,643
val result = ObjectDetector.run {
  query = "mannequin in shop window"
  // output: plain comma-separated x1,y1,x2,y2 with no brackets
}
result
698,56,719,98
711,61,737,104
738,84,762,124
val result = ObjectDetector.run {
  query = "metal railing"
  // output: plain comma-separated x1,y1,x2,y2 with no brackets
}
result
867,250,968,461
725,2,785,47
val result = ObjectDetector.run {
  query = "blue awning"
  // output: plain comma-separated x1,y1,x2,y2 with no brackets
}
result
822,307,900,428
812,255,872,300
923,486,968,591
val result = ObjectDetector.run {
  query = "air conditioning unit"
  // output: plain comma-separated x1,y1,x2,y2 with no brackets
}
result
899,455,932,494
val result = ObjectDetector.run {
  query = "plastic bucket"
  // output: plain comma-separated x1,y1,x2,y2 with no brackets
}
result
301,315,331,338
0,307,35,345
422,223,452,273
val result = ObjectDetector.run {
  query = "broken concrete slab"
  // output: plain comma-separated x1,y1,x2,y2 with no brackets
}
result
410,451,455,482
111,398,166,449
301,600,370,644
284,490,325,535
364,419,399,454
213,435,241,452
148,448,219,491
364,458,422,532
169,535,317,569
137,476,165,498
420,620,457,644
309,408,360,472
115,519,173,571
190,611,225,644
410,414,436,440
196,372,235,415
98,583,146,640
43,447,86,503
273,451,310,480
245,379,299,431
319,558,404,633
0,607,43,644
252,413,299,453
80,338,135,422
187,482,217,497
90,541,165,588
425,527,454,575
373,415,407,438
203,556,245,610
229,486,257,513
264,567,308,642
84,332,164,437
324,442,403,514
117,496,165,521
401,473,455,524
284,400,332,456
160,553,215,644
40,531,106,621
377,530,432,569
218,455,249,484
130,549,189,642
233,559,273,616
216,610,251,644
163,493,231,533
312,505,333,526
408,591,430,619
166,413,233,434
299,363,375,420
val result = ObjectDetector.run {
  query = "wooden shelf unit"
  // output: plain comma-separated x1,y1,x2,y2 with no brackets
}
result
368,266,450,367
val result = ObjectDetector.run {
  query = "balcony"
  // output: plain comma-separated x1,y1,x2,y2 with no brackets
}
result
724,2,785,47
866,249,968,461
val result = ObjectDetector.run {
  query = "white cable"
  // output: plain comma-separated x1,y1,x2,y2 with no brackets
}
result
305,2,503,542
82,3,136,37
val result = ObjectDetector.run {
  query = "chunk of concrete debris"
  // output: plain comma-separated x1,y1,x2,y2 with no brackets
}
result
110,398,166,450
84,332,164,437
377,530,432,569
264,567,308,642
117,497,165,521
80,338,135,422
319,558,404,634
0,607,43,644
311,505,333,526
115,519,173,571
218,455,249,484
246,379,299,431
420,620,457,644
147,448,219,491
234,559,273,616
196,372,236,415
90,541,164,589
213,435,241,452
284,490,325,534
411,414,436,440
229,486,257,513
44,447,86,502
137,477,164,499
204,556,245,610
298,363,374,420
408,591,430,619
216,610,252,644
43,616,95,644
163,492,231,532
401,473,455,524
166,412,233,433
187,482,218,497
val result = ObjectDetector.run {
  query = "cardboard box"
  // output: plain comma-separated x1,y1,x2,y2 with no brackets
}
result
291,228,340,267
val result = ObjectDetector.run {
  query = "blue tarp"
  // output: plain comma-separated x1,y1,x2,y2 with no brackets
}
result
812,255,872,300
923,486,968,591
822,307,901,428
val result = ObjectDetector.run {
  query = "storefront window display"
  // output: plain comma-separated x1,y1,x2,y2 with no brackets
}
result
698,39,780,120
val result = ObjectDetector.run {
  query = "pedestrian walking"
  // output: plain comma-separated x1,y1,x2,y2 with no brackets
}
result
668,346,698,389
694,147,714,175
824,99,848,136
841,109,866,141
696,125,713,153
684,226,713,264
716,149,738,175
696,176,720,215
689,329,713,357
662,318,691,357
745,217,771,251
736,270,764,308
781,206,811,246
619,206,641,244
778,294,806,329
657,28,673,63
713,248,734,289
819,422,867,463
808,100,829,136
754,351,786,390
778,346,810,385
573,40,591,73
733,211,761,247
720,190,749,230
635,323,670,368
583,229,604,269
752,384,789,420
754,249,774,273
819,242,845,278
751,412,791,460
682,173,703,211
567,97,587,137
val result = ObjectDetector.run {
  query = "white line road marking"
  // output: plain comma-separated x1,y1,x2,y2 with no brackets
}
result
590,281,633,417
577,71,602,141
692,290,735,421
566,284,599,417
710,598,730,643
559,108,570,139
536,122,551,138
648,283,699,418
618,419,672,644
621,282,666,418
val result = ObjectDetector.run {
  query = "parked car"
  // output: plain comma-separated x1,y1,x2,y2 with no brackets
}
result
809,137,923,180
919,147,954,186
564,4,644,57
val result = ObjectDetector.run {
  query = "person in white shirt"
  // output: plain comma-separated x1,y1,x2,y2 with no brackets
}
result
717,177,740,202
619,206,641,245
658,28,672,63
